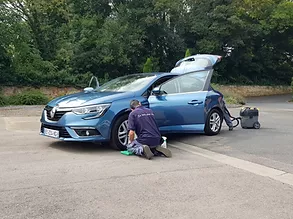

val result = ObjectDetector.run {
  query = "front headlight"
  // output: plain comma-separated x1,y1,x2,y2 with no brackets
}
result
72,104,111,118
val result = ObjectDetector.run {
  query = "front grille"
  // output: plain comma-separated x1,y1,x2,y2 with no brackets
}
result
45,106,70,121
41,124,71,138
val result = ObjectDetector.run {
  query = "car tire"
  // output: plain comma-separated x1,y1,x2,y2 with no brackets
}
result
204,108,223,136
110,114,129,150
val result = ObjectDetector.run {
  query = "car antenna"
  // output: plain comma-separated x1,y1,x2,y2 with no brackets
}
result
84,76,99,92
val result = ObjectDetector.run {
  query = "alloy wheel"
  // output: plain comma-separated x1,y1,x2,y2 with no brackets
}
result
209,112,221,133
118,120,128,146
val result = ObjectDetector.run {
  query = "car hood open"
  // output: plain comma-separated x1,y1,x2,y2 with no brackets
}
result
48,91,134,108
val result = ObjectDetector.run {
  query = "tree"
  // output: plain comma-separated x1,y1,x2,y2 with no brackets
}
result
0,0,292,87
1,0,70,61
143,58,153,73
0,46,14,85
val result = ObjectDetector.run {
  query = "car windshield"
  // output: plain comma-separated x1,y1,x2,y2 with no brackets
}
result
97,74,157,92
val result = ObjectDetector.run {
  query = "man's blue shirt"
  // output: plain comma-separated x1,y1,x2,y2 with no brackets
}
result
128,106,161,147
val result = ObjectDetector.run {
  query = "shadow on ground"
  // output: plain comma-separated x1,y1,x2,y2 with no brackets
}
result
47,127,266,154
49,141,115,154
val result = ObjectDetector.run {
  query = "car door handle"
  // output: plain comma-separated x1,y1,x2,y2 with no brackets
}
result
188,100,203,105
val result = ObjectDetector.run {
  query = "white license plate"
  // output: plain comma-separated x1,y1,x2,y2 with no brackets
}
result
44,128,59,138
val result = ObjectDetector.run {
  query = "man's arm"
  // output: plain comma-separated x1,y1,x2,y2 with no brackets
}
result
127,113,136,143
128,130,135,143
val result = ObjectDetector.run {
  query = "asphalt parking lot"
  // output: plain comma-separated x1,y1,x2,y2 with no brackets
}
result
0,95,293,219
168,94,293,173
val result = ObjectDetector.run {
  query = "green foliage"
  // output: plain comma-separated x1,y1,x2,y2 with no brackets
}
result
185,49,192,57
8,90,49,106
291,77,293,99
0,0,293,87
0,94,8,106
142,57,160,73
0,90,50,106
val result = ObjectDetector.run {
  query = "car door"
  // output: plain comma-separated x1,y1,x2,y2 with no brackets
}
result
148,70,213,133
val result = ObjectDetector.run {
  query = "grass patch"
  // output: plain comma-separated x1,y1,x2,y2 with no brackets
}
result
212,84,292,105
223,93,246,105
1,84,291,106
215,85,291,97
212,84,246,105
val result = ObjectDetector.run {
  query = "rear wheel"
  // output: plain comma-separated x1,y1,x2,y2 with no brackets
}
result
204,109,223,136
110,114,129,150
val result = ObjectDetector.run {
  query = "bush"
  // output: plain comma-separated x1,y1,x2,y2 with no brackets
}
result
185,49,192,57
291,77,293,101
8,90,49,105
143,58,153,73
142,57,160,73
0,94,8,106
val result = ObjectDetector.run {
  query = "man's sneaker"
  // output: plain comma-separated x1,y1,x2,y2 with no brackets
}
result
229,126,233,131
142,145,154,160
155,146,172,158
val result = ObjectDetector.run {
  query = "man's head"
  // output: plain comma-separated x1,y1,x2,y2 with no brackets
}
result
130,99,141,110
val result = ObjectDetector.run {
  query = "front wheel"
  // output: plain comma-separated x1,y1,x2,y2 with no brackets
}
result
110,114,129,150
204,109,223,136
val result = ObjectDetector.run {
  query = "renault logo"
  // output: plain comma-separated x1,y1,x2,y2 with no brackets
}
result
50,106,58,118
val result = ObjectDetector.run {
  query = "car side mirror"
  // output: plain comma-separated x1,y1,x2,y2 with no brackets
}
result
152,86,163,96
84,87,94,93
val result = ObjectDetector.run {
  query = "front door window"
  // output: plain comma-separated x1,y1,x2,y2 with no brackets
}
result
160,70,210,94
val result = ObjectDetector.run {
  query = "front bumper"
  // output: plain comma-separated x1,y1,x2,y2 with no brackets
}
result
39,108,112,142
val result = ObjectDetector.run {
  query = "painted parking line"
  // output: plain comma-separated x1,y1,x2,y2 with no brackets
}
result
169,141,293,187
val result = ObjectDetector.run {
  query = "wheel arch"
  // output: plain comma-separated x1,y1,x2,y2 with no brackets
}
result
208,105,223,117
108,109,130,138
205,90,224,119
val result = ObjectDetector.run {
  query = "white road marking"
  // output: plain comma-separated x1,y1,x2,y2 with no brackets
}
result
169,141,293,187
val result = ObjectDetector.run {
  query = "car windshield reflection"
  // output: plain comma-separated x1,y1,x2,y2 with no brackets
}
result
96,74,157,92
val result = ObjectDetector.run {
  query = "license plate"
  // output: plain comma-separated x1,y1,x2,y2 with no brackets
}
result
44,128,59,138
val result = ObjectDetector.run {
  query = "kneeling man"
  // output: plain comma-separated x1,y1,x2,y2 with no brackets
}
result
127,100,172,159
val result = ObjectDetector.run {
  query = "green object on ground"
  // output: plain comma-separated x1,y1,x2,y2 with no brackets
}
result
120,150,134,156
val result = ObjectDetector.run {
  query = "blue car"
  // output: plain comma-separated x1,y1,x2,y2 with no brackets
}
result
40,54,225,150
